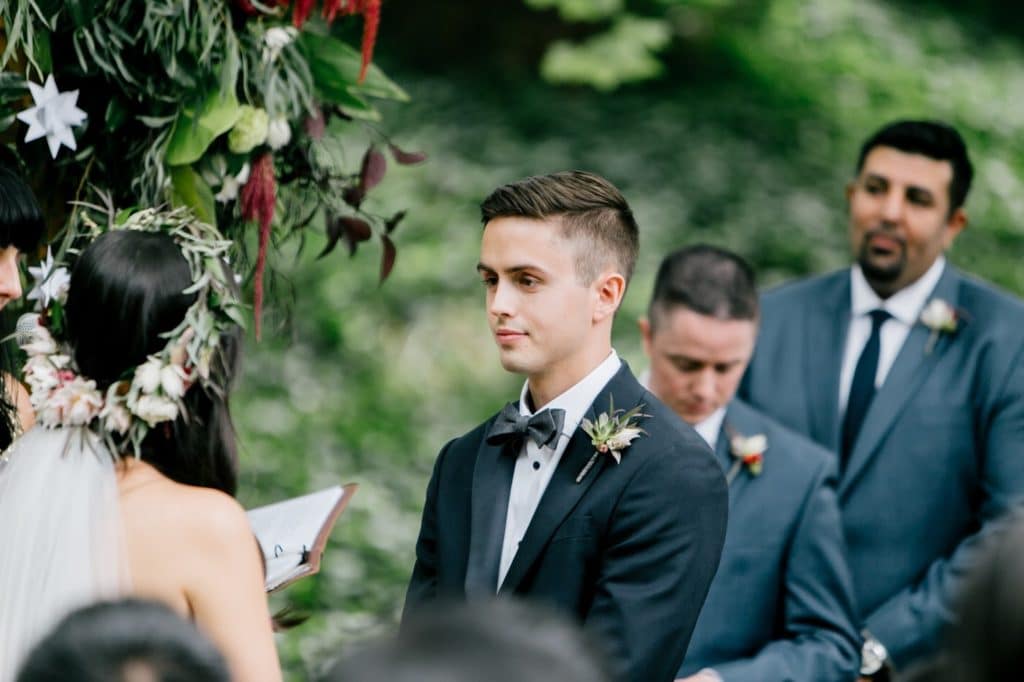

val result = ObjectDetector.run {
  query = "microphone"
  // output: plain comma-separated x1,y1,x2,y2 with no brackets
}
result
14,313,42,347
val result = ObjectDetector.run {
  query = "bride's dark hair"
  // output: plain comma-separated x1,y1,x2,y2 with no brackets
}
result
63,230,240,495
0,166,46,450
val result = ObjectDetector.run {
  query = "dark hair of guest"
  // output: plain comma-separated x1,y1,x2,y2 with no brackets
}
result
480,170,639,285
0,166,46,450
63,230,240,495
856,120,973,213
648,244,758,331
15,598,230,682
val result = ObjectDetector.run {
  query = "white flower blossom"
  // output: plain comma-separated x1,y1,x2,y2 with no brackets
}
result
26,248,71,309
133,394,179,427
133,357,163,394
920,299,957,332
266,117,292,150
262,26,298,63
16,75,87,158
160,363,188,399
731,434,767,457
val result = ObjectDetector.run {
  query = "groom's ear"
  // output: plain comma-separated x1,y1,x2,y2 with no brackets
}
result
593,270,626,323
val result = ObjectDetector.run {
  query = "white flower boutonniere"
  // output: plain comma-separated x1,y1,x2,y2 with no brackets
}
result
920,298,960,355
575,399,648,483
727,433,767,484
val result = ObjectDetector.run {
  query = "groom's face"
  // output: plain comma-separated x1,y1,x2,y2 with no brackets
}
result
478,216,597,386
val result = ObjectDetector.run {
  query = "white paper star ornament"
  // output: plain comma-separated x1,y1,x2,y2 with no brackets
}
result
16,75,88,159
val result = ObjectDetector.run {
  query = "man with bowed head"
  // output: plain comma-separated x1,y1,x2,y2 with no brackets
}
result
405,171,729,682
741,120,1024,676
640,245,861,682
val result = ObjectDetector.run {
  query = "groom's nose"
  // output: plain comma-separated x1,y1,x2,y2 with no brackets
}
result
488,280,516,318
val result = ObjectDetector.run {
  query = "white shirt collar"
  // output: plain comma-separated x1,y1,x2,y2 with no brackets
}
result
637,368,725,450
850,256,946,326
518,351,622,444
693,406,727,451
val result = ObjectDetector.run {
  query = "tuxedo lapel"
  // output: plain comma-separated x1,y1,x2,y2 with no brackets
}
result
804,274,851,452
498,364,645,595
839,268,962,496
463,432,516,596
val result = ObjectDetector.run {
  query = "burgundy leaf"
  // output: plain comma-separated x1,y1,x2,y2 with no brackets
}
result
341,216,373,257
359,146,387,192
384,209,406,235
388,143,427,165
318,215,344,259
379,233,396,283
304,109,326,140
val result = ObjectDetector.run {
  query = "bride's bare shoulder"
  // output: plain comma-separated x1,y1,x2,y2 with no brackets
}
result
120,467,251,551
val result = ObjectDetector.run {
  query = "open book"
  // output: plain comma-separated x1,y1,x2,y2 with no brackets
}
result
248,483,357,592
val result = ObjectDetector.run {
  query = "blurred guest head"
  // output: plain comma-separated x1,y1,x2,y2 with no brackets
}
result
901,510,1024,682
324,598,611,682
640,244,758,425
847,120,971,298
0,165,45,310
16,599,230,682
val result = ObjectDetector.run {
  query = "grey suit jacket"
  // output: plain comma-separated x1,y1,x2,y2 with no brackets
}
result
740,265,1024,666
679,398,860,682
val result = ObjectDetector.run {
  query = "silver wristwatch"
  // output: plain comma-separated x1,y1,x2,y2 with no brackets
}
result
860,631,889,676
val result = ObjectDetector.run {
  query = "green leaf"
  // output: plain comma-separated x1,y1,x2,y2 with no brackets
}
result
165,91,243,166
298,33,409,105
539,15,672,91
105,98,128,131
169,166,217,227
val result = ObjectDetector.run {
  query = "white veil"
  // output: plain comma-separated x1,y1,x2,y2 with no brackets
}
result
0,426,130,680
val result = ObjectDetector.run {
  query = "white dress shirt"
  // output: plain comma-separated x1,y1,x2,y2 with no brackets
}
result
838,257,946,414
693,407,727,452
497,351,622,589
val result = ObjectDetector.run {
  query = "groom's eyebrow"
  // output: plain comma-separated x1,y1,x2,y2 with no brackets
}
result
476,263,542,276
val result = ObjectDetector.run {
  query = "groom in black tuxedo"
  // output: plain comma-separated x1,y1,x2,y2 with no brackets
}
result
404,171,729,682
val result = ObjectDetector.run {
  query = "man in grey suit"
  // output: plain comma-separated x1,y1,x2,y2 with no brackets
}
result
640,245,861,682
741,120,1024,676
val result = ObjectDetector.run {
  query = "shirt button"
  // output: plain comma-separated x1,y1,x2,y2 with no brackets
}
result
532,461,541,471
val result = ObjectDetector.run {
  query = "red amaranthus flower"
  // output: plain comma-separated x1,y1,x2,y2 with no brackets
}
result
292,0,317,27
358,0,381,83
240,153,277,340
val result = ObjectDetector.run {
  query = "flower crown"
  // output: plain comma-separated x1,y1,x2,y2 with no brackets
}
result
19,206,244,456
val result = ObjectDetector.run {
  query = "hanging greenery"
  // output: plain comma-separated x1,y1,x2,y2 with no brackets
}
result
1,0,425,337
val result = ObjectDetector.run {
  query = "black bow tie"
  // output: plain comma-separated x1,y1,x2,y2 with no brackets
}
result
486,402,566,450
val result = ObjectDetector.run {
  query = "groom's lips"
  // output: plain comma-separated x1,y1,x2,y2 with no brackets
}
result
495,329,527,345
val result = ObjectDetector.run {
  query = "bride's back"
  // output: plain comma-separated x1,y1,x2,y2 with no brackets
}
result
2,227,281,681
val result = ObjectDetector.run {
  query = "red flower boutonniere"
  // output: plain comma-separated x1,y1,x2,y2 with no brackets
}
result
727,433,767,484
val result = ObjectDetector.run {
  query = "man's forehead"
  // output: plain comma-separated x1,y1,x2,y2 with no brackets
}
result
860,145,954,190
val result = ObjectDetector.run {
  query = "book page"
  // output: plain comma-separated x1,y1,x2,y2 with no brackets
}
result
248,485,349,591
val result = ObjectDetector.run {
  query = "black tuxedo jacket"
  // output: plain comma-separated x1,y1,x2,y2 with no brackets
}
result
404,364,728,682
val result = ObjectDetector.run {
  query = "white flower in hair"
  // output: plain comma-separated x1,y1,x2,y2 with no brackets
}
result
133,394,180,427
134,357,163,395
160,364,188,400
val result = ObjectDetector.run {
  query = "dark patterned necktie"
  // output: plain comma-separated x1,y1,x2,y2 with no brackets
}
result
485,402,566,450
841,309,892,469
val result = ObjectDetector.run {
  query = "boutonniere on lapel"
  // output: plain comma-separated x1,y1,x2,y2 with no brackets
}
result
727,432,767,484
575,399,648,483
920,298,962,355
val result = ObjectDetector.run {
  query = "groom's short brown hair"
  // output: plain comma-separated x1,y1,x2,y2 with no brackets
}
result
480,171,639,285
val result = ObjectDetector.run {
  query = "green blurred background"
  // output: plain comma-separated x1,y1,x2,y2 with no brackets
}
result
233,0,1024,676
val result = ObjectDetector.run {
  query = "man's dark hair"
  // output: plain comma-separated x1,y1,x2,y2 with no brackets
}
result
324,599,611,682
856,120,974,212
16,599,230,682
480,170,639,284
648,244,758,330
